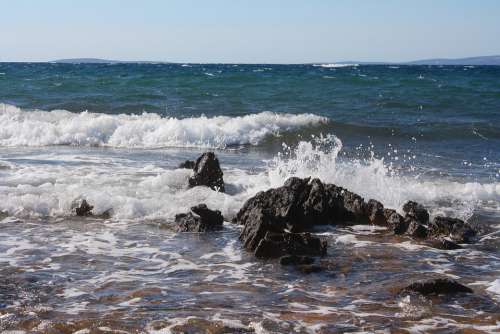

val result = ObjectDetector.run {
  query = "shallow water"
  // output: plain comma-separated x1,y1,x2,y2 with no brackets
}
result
0,63,499,332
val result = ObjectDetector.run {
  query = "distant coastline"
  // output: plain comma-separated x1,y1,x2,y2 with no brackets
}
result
47,55,500,65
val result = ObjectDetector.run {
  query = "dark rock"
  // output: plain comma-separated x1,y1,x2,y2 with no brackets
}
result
426,238,462,250
279,255,315,266
366,199,385,226
96,208,113,220
429,216,476,243
384,209,408,234
406,218,428,239
341,188,368,224
402,201,429,225
254,231,327,259
175,204,224,232
297,264,323,274
178,160,196,169
0,211,8,221
188,152,225,192
73,199,94,216
400,278,473,295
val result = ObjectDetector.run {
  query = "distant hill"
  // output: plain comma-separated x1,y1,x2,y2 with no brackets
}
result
407,55,500,66
50,55,500,66
52,58,170,64
52,58,122,64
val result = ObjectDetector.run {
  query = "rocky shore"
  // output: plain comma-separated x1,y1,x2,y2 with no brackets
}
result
63,151,484,297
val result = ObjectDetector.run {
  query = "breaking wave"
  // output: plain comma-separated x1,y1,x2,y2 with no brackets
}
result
0,104,328,149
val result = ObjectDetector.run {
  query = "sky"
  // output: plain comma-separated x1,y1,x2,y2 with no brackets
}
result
1,0,499,63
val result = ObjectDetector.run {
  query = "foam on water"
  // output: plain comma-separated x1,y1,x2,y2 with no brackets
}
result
0,134,499,221
0,103,327,148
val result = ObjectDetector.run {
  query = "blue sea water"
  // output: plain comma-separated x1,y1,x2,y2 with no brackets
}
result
0,63,499,332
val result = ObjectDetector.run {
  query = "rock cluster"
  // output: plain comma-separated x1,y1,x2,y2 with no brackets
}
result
174,204,224,232
235,176,477,259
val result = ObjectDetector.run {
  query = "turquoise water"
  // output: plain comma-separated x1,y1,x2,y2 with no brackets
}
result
0,63,499,332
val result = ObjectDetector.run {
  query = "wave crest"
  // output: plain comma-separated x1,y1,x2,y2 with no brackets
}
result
0,104,327,148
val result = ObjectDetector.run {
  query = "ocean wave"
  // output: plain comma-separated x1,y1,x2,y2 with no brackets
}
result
0,104,327,148
313,63,359,68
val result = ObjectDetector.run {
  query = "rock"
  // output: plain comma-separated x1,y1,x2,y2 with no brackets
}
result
402,201,429,225
297,264,323,274
384,209,408,234
426,237,462,250
0,211,8,221
73,199,94,216
341,188,369,224
405,218,428,239
254,231,327,259
175,204,224,232
188,152,225,192
178,160,196,169
400,278,473,295
279,255,315,266
428,216,476,243
366,199,385,226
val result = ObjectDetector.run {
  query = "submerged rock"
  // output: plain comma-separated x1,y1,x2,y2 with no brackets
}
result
253,231,327,259
188,152,225,192
426,237,462,250
175,204,224,232
400,278,473,295
279,254,315,266
178,160,195,169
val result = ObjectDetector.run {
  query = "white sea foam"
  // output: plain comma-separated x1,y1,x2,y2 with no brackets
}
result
313,63,359,68
0,103,327,148
0,132,498,220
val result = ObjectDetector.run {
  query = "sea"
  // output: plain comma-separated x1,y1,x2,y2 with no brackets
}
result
0,62,499,333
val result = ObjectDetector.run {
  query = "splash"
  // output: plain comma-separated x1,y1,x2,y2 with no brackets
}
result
266,135,500,216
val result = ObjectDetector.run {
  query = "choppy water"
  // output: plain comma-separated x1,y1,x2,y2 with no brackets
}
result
0,63,499,333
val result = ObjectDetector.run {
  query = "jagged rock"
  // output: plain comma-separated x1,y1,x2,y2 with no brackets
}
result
341,188,369,224
366,199,385,226
254,231,327,259
73,199,94,217
429,216,476,243
178,160,195,169
400,278,473,295
426,237,462,250
279,255,315,266
188,152,225,192
406,218,428,239
402,201,430,225
175,204,224,232
384,209,408,234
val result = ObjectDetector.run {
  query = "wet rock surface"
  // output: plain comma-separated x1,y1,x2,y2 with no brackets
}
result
400,278,473,296
175,204,224,232
73,199,94,217
178,159,196,169
429,216,476,243
235,178,479,258
188,152,225,192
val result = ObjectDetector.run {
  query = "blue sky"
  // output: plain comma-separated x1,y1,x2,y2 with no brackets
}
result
1,0,499,63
